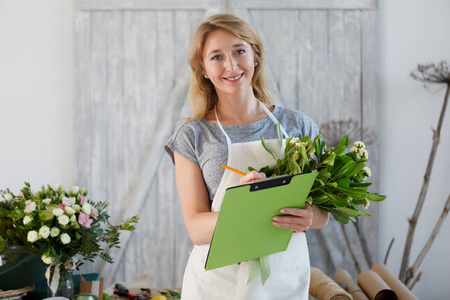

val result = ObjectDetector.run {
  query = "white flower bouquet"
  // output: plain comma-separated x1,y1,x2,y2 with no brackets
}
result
0,182,138,268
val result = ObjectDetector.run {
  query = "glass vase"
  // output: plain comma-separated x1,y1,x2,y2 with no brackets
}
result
46,264,74,299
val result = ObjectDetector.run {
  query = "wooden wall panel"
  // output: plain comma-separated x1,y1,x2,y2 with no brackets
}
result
75,0,380,287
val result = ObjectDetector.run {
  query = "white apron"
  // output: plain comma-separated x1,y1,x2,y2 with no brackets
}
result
181,104,310,300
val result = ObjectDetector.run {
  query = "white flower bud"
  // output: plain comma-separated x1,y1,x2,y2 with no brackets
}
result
43,198,52,205
65,206,76,216
82,202,91,215
50,227,60,237
41,254,55,264
53,208,64,217
60,233,71,245
3,193,13,201
23,215,32,225
39,226,50,239
71,186,80,194
27,230,39,243
58,215,70,226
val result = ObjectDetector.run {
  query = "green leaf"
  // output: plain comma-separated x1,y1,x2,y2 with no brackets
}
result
336,177,350,187
355,205,372,217
334,135,349,156
311,193,330,205
323,191,348,207
329,209,350,224
336,186,367,199
366,192,387,202
347,161,366,177
261,137,276,160
337,206,360,217
276,122,283,144
332,160,356,178
289,161,301,175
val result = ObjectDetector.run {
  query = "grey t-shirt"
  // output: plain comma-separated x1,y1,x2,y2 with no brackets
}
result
165,105,320,204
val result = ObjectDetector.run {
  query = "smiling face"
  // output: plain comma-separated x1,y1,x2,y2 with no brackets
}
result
202,29,256,99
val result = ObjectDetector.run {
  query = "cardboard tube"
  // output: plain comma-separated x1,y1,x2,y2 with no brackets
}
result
310,267,352,300
357,270,397,300
335,269,370,300
371,264,418,300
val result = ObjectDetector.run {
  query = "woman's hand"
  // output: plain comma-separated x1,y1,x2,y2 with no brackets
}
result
239,170,267,185
272,203,329,232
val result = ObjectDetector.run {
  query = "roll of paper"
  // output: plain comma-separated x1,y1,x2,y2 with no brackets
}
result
310,267,352,300
371,263,418,300
335,269,370,300
357,270,397,300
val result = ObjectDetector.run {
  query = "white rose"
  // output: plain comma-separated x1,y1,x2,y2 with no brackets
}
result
41,254,55,264
23,215,32,225
39,225,50,239
82,202,91,215
71,186,80,194
3,193,13,201
65,206,76,216
53,208,64,217
27,230,39,243
43,198,52,205
50,227,60,237
60,233,71,245
72,204,81,212
58,215,70,226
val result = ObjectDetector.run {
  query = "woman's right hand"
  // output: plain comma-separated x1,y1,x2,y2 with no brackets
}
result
239,170,267,185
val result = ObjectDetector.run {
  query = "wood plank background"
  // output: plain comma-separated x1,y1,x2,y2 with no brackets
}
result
75,0,381,287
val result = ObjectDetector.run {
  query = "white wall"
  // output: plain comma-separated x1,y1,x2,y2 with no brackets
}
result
1,0,449,298
379,0,450,298
0,0,75,192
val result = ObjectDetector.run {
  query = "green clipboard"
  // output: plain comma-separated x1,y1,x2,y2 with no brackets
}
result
205,171,318,270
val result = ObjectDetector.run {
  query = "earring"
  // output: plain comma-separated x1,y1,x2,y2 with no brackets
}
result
255,62,258,66
204,74,208,79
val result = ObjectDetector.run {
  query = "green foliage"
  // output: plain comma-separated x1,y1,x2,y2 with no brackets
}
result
249,134,386,224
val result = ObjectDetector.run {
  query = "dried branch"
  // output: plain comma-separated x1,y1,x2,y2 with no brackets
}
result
341,224,362,273
383,238,395,265
408,271,423,291
399,63,450,282
352,219,373,268
405,194,450,286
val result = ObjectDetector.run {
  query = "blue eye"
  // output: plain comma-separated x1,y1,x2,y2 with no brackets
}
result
236,49,245,55
212,55,221,60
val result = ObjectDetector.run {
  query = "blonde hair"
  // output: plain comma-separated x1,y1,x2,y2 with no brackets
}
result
188,14,272,120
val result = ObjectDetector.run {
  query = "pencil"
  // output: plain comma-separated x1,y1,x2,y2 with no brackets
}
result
221,164,247,176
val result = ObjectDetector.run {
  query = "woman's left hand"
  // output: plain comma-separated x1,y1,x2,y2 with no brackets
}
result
273,203,329,231
272,204,314,232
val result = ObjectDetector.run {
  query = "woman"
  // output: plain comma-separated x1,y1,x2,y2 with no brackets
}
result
165,14,329,299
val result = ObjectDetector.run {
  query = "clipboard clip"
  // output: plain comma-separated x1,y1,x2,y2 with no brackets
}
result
249,175,292,192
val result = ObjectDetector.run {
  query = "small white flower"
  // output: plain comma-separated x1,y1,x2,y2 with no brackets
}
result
50,227,60,237
360,149,369,159
289,137,300,146
43,198,52,205
82,202,91,215
72,204,81,212
71,186,80,194
58,215,70,226
23,215,32,225
65,206,76,216
354,141,366,149
3,193,13,201
27,230,39,243
60,233,71,245
41,254,55,264
39,225,50,239
51,183,61,192
351,146,359,153
363,167,372,177
53,208,64,217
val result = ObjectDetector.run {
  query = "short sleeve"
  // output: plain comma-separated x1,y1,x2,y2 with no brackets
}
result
164,121,200,167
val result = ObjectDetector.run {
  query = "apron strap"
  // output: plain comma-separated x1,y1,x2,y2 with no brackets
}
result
215,100,290,142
